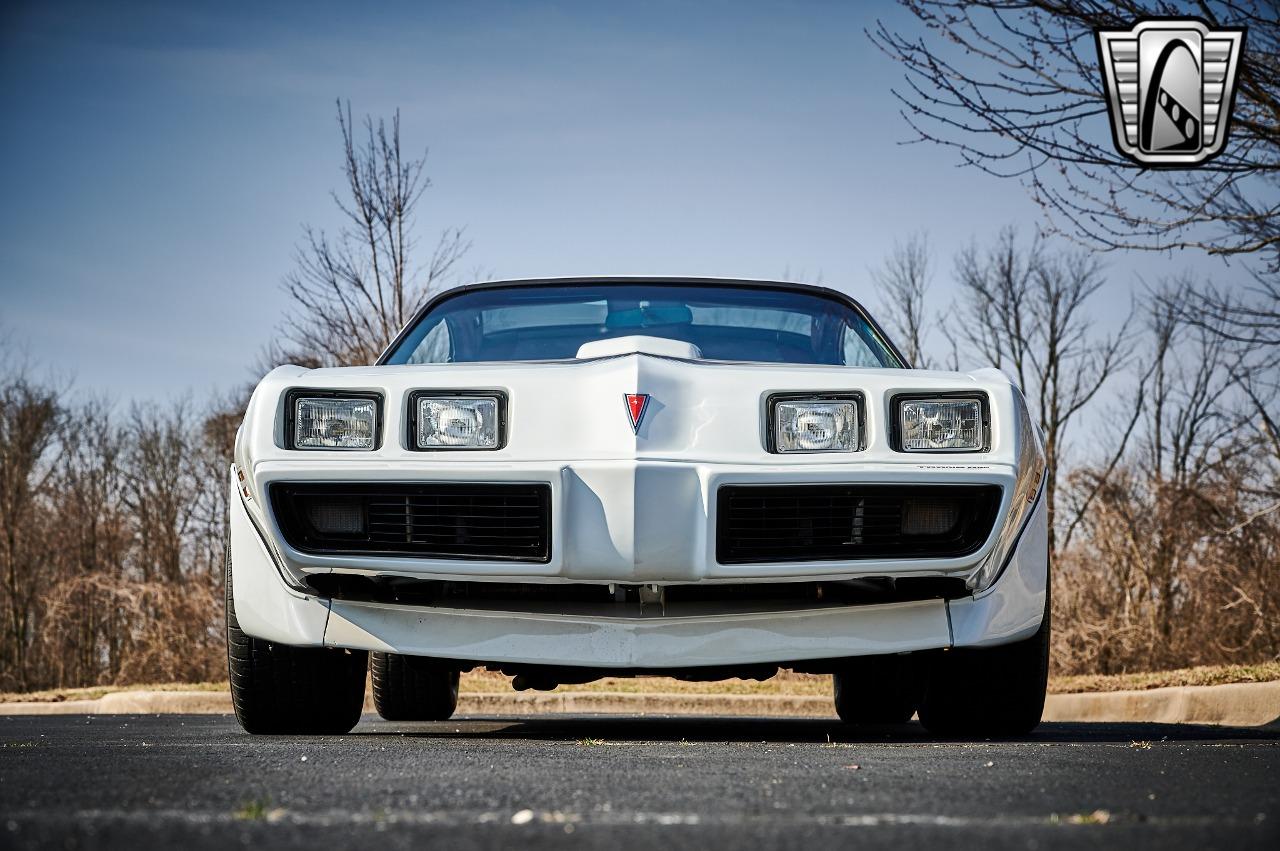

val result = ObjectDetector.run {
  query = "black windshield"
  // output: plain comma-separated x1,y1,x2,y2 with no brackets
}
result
382,282,904,368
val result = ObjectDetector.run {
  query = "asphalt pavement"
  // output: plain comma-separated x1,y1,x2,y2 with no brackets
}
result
1,713,1277,850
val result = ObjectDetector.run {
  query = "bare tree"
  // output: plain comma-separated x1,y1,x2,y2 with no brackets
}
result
120,402,207,584
1168,274,1280,492
871,232,936,367
0,373,61,690
952,228,1131,551
1108,289,1239,645
279,101,471,367
193,390,245,579
0,321,248,691
46,399,130,684
870,1,1280,267
1054,289,1278,674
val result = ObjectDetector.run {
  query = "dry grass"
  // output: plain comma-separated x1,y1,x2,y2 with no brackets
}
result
0,680,228,704
5,661,1277,704
456,669,834,696
1047,661,1280,695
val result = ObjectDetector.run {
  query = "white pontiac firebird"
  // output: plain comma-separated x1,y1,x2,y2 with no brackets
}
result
228,277,1048,735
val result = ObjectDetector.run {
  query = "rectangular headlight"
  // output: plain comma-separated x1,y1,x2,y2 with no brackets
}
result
772,397,860,453
899,397,984,451
292,396,378,450
415,394,502,450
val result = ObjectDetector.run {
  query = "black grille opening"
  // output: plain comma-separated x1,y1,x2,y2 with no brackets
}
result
716,484,1000,564
270,482,551,562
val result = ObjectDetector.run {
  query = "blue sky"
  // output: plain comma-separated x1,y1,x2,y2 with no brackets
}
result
0,0,1243,405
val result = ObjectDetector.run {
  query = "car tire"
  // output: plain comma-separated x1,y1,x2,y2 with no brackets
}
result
833,654,921,724
916,598,1050,737
370,652,461,721
225,541,368,735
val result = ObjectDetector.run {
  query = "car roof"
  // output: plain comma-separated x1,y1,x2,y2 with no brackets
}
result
376,276,910,367
437,276,865,300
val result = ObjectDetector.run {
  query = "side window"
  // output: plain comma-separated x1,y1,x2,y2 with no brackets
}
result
407,320,452,364
842,325,882,367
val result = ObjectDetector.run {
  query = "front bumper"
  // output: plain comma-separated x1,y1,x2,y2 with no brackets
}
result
243,458,1022,584
229,466,1048,666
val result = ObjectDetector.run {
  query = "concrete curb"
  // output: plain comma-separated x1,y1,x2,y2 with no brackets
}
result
0,691,235,716
1041,680,1280,728
2,681,1277,727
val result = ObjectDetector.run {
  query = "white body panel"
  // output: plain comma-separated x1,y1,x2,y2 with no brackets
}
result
230,302,1049,670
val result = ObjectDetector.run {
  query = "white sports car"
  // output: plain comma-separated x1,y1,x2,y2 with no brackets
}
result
227,277,1048,735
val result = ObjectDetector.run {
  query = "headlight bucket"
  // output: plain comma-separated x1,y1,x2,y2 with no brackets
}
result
285,390,382,450
767,393,862,453
408,390,507,450
894,394,988,452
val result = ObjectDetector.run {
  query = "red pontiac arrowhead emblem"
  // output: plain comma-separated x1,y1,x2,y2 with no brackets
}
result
624,393,651,434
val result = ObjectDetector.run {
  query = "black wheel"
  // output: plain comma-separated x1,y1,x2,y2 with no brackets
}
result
917,601,1050,737
371,652,460,721
833,654,921,724
225,542,368,735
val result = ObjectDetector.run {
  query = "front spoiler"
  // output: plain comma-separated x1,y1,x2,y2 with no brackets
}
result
324,598,951,668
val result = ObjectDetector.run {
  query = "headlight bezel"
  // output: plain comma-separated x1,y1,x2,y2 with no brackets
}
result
891,392,990,453
765,392,865,454
407,389,508,451
284,389,384,451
